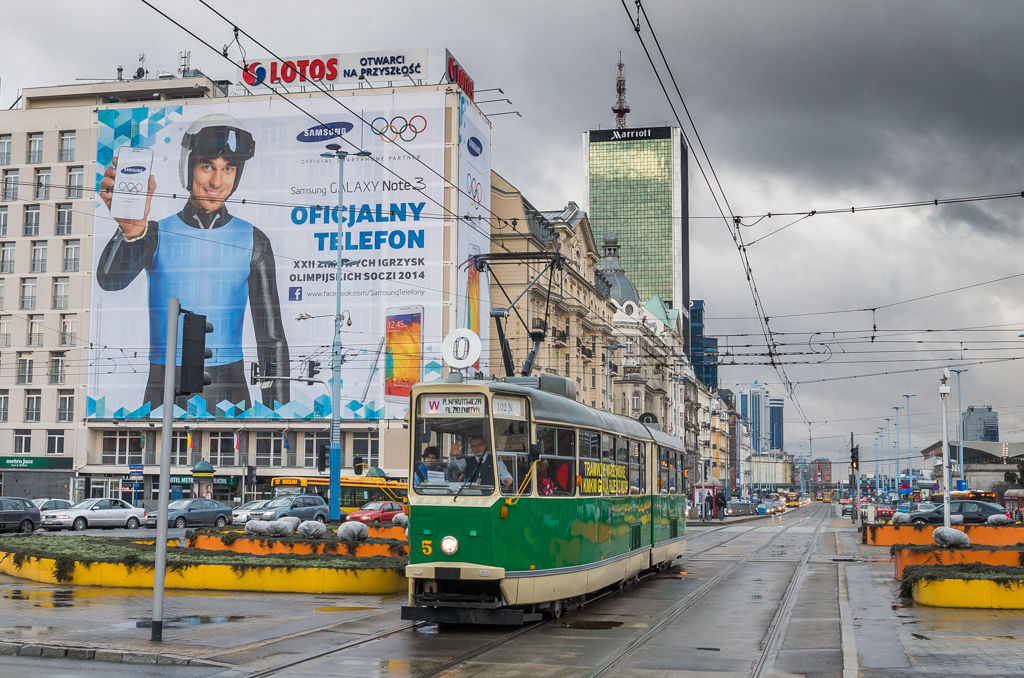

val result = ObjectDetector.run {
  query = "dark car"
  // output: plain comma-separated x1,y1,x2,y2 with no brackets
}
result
146,499,233,529
258,495,330,523
0,497,41,533
908,500,1009,525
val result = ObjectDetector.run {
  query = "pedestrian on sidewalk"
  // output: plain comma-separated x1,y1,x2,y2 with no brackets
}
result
704,492,714,521
715,491,727,521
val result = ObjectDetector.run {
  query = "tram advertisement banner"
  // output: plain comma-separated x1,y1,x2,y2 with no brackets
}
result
87,91,450,421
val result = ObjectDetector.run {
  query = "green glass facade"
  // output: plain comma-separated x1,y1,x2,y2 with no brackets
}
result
585,126,688,350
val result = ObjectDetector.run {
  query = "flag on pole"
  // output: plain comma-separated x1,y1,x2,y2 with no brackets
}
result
283,434,291,452
233,432,239,452
187,431,193,451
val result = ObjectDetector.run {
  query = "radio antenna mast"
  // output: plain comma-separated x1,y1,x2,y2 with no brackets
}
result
612,52,630,129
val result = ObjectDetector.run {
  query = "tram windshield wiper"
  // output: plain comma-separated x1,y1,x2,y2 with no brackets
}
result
452,459,484,503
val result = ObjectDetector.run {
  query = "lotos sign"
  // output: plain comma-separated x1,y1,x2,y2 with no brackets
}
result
444,49,475,100
240,49,429,87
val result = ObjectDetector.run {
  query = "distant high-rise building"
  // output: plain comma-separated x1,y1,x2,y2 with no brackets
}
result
583,122,689,352
768,397,784,451
962,405,999,442
738,384,770,454
690,300,717,389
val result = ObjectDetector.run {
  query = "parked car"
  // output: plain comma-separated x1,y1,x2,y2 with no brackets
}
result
346,501,404,523
727,501,756,516
0,497,41,533
914,502,938,512
41,498,145,531
841,502,853,517
146,499,233,529
258,495,330,523
232,499,271,524
908,500,1010,525
32,498,72,513
873,504,895,521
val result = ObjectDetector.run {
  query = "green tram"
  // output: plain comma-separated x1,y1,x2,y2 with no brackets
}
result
401,375,687,625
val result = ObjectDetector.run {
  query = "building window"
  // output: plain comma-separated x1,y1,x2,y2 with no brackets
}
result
0,205,6,237
0,280,4,311
30,240,46,273
52,277,69,309
0,135,10,165
47,430,65,455
564,353,571,377
57,390,74,422
2,170,17,201
209,431,236,466
60,314,76,346
25,390,41,422
591,368,596,389
59,132,75,163
0,390,8,422
14,429,31,455
55,204,72,235
20,278,36,310
0,242,13,273
24,205,39,236
352,431,379,469
34,168,50,200
17,354,33,384
49,353,66,384
27,133,43,163
170,431,191,466
0,315,9,347
28,315,43,347
67,167,83,199
63,240,79,272
304,431,331,468
102,430,143,465
255,431,284,467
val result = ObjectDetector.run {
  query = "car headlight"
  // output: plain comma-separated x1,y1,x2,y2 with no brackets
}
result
440,535,459,556
55,515,69,520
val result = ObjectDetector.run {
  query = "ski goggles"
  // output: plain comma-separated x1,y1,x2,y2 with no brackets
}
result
184,126,255,162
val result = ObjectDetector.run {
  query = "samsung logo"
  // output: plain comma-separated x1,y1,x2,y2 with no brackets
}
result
296,122,354,143
121,166,147,174
467,136,482,157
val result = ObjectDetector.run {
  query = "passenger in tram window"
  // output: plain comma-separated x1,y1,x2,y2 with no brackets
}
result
461,436,513,488
413,446,440,487
445,439,467,481
537,458,555,496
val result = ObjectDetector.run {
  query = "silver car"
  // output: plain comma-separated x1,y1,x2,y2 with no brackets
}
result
232,499,271,524
42,498,146,531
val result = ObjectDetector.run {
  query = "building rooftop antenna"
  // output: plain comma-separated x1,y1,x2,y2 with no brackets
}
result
612,52,630,129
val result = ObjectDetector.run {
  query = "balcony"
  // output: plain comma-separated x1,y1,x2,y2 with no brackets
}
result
53,294,68,310
63,257,79,272
28,332,43,347
60,332,76,346
531,318,547,331
49,369,66,385
20,296,36,310
553,329,568,347
0,333,7,347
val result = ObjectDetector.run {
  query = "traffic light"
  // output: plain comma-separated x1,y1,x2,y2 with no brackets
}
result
246,465,257,485
307,360,321,382
353,455,365,475
851,445,859,471
317,444,329,473
250,361,261,385
179,313,213,395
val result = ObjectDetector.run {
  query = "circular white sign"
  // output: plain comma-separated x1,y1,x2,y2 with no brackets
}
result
441,329,482,369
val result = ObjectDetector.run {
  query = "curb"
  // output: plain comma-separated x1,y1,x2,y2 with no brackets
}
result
688,512,775,527
0,640,227,667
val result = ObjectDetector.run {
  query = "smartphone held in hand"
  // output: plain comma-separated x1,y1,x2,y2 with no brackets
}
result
109,146,153,221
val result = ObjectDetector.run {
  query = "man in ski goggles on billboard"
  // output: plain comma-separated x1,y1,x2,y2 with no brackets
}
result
97,113,290,414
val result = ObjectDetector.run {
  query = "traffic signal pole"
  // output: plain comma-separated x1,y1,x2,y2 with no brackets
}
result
152,296,179,642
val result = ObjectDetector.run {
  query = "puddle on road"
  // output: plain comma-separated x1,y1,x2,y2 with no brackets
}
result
911,632,931,641
562,620,624,630
696,647,721,651
133,615,246,628
3,588,90,608
0,626,57,639
750,594,763,603
415,624,439,634
314,606,374,612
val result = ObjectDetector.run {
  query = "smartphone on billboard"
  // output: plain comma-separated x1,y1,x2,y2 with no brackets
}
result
466,244,481,369
384,306,423,402
109,146,153,221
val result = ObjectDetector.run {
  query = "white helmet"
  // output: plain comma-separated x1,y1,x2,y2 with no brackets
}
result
179,114,255,195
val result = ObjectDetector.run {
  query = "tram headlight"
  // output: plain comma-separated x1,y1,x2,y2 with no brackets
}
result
440,535,459,556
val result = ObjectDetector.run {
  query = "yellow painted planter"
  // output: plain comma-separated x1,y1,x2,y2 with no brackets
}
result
189,534,407,558
0,550,405,595
913,578,1024,609
865,524,1024,547
893,548,1023,580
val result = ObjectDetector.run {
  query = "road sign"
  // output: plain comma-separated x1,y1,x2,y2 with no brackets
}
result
129,464,144,477
955,480,967,491
898,488,911,495
898,483,910,489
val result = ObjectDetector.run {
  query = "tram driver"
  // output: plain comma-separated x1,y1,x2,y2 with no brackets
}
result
447,436,513,488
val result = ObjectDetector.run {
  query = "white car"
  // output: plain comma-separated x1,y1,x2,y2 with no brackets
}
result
231,499,271,524
41,498,146,531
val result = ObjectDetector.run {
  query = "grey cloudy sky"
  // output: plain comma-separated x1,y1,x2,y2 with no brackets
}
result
4,0,1024,471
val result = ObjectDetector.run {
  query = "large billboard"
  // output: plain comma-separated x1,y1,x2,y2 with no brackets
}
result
87,91,459,421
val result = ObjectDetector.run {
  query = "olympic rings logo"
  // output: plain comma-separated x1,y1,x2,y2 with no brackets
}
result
466,174,482,206
118,181,145,195
371,115,427,143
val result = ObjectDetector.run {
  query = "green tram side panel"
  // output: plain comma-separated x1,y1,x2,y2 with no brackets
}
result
410,494,686,572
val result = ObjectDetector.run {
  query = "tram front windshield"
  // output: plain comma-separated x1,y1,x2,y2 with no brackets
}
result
413,395,495,496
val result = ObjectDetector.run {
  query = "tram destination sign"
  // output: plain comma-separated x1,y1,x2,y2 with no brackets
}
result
422,396,485,416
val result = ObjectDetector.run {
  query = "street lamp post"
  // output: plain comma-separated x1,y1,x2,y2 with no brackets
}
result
883,417,893,496
950,368,968,487
903,393,916,509
603,344,624,412
321,143,370,522
892,405,903,505
939,370,952,529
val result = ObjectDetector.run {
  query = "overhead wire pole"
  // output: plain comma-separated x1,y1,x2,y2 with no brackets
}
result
903,394,916,508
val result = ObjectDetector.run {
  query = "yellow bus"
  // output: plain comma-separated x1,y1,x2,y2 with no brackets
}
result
785,492,801,508
271,476,407,513
949,490,996,503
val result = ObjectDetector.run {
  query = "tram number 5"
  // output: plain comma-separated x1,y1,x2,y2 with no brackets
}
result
422,540,433,556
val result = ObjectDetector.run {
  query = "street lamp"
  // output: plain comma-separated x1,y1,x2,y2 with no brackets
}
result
603,344,625,412
892,405,903,504
321,143,371,521
883,417,893,496
903,393,916,508
939,369,952,529
950,368,968,487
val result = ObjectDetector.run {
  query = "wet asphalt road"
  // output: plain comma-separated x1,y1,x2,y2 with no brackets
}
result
5,504,1024,677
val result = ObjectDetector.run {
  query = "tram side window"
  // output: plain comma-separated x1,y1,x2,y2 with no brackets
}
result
496,410,530,496
674,452,684,495
639,442,647,493
579,429,602,496
659,447,671,494
536,425,575,497
667,451,678,493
